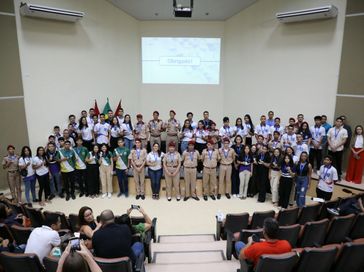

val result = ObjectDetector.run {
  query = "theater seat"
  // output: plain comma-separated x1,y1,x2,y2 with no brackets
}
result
0,252,45,272
297,202,322,225
318,198,340,220
226,228,263,260
94,256,133,272
325,213,355,244
332,239,364,272
68,213,80,232
298,218,329,248
10,225,33,245
350,212,364,240
254,252,299,272
216,213,249,240
24,206,45,228
44,211,70,230
249,210,275,229
43,255,59,272
294,245,338,272
277,224,300,248
276,207,299,226
0,223,14,242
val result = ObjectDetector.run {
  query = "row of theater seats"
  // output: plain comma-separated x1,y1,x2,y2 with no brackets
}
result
240,238,364,272
0,251,134,272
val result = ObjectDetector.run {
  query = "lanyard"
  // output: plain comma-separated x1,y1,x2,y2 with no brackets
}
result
245,155,250,163
223,149,228,158
321,166,331,180
136,149,141,160
315,127,320,138
297,144,303,152
224,127,230,136
334,128,340,139
169,152,174,163
260,153,265,161
299,163,306,175
153,152,158,161
236,146,241,154
189,152,194,161
208,150,213,160
275,126,279,131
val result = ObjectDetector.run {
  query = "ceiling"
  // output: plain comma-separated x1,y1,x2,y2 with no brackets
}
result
107,0,257,21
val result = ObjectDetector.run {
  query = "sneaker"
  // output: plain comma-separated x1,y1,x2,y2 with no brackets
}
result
232,194,237,198
108,193,112,198
101,193,107,199
141,195,145,200
225,194,231,199
183,197,189,201
327,208,340,216
177,197,181,201
117,192,122,197
167,197,172,202
136,195,140,200
217,194,221,200
203,195,208,201
210,195,216,200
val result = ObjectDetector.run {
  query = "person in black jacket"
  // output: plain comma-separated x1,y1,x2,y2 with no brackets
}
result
92,210,135,264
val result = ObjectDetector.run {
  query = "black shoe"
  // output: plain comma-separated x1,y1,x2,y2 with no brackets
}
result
217,194,221,200
59,194,64,199
71,194,76,200
183,197,189,201
141,195,145,200
177,197,181,201
136,195,140,200
117,192,122,197
193,196,200,201
79,193,84,198
48,194,55,200
203,195,208,201
225,193,231,199
33,199,39,203
210,195,216,200
85,193,89,197
66,195,70,201
168,197,172,202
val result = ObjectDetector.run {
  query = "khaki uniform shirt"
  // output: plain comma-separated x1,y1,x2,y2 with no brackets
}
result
163,152,181,167
218,148,235,165
182,150,200,168
201,149,220,168
148,119,164,137
2,155,19,172
165,119,181,136
128,148,147,166
134,122,149,140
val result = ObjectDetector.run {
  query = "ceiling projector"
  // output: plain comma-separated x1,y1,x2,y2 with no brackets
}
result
173,0,193,18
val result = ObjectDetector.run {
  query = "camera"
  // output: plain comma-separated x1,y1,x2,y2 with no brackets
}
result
131,204,140,210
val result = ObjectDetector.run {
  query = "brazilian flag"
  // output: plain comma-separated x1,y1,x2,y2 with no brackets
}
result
103,98,112,119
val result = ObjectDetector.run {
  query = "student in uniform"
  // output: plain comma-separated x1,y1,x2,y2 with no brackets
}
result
186,112,198,130
194,121,208,172
148,111,164,151
202,111,213,129
219,117,235,144
92,115,99,126
231,135,244,197
134,114,149,149
345,125,364,184
244,114,254,146
285,146,298,164
180,119,194,153
147,142,164,200
279,154,296,209
237,145,253,199
234,118,245,143
182,141,200,201
255,145,271,203
121,114,134,151
78,117,94,151
109,117,122,151
268,131,282,153
316,155,338,201
68,114,79,131
201,140,220,201
2,145,21,203
116,108,124,124
19,146,37,204
94,113,110,147
128,138,147,200
327,117,348,181
45,142,62,198
87,108,95,126
294,134,309,159
165,110,181,152
218,138,235,199
33,147,51,206
247,145,258,197
298,122,312,146
255,115,271,144
106,110,114,124
98,144,113,199
282,125,297,151
209,122,220,149
74,138,89,197
295,151,312,208
286,118,297,133
56,140,76,201
163,142,182,201
321,115,332,156
309,116,326,172
269,148,282,206
85,145,100,198
270,117,284,137
266,111,275,127
113,138,130,198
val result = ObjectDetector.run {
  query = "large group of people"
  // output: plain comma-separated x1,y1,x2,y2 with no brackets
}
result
2,108,364,208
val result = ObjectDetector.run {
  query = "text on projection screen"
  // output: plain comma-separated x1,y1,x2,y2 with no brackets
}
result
142,37,221,85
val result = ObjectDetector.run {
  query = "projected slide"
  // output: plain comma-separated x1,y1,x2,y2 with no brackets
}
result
142,37,221,85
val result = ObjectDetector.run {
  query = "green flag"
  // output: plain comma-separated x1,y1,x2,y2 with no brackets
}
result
102,98,112,119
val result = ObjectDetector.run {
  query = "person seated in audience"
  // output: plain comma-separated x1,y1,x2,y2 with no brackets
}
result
328,193,364,216
0,238,25,253
235,218,292,272
25,213,61,263
78,206,101,248
56,240,102,272
0,203,24,227
92,210,136,265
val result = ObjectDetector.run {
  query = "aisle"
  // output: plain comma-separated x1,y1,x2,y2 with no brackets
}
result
146,234,239,272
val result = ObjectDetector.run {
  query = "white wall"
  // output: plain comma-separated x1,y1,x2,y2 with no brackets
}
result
14,0,140,148
223,0,346,125
139,21,225,125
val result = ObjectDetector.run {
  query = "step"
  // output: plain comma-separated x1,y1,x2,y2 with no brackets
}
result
151,240,226,254
145,261,240,272
158,234,216,243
